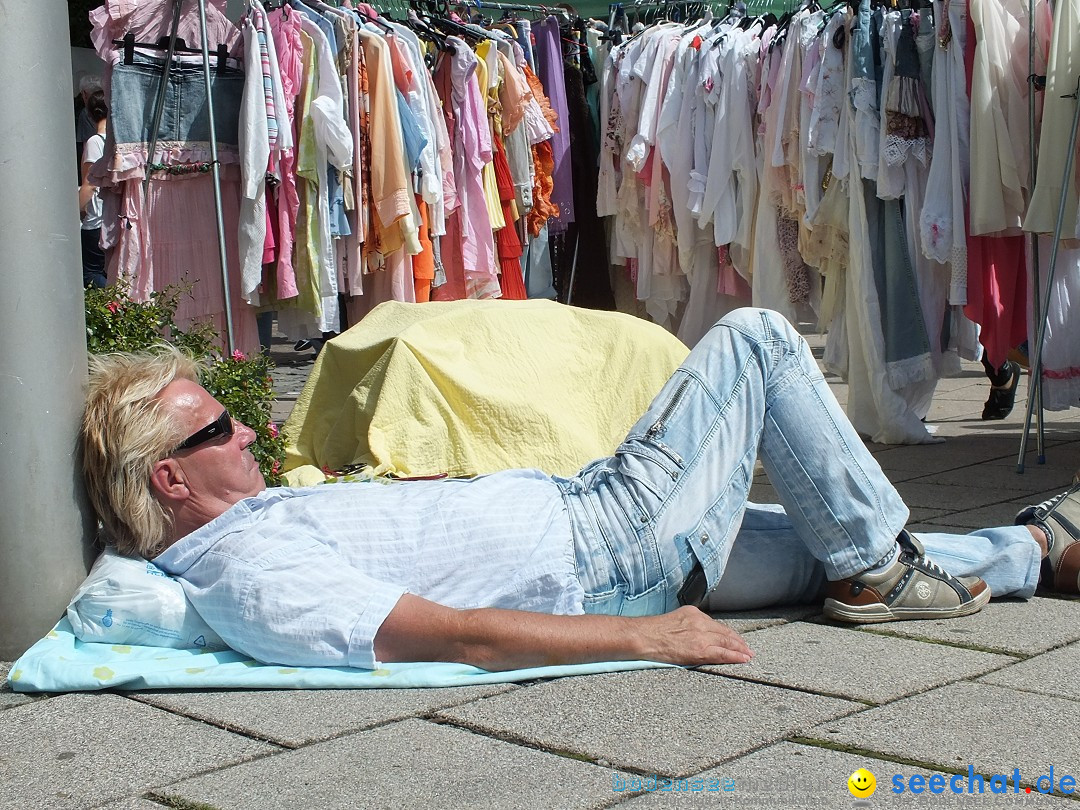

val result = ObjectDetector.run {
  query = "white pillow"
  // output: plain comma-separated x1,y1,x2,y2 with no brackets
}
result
67,547,227,651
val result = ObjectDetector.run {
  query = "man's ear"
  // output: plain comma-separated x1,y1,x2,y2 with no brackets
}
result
150,458,189,505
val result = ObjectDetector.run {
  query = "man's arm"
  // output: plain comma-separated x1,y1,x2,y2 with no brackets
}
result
374,593,753,671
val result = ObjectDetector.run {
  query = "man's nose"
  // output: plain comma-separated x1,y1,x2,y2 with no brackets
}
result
236,421,257,444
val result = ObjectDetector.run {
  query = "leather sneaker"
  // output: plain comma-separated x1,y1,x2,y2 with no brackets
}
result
1016,483,1080,594
824,531,991,623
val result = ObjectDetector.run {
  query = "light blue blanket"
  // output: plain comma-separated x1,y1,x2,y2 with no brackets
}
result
7,618,671,692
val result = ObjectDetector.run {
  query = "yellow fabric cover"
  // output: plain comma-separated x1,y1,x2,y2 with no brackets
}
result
282,299,689,482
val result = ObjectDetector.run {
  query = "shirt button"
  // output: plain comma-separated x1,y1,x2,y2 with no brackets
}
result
640,515,648,523
700,533,708,545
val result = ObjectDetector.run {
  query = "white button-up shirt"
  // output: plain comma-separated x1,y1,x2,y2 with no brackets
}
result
154,470,584,668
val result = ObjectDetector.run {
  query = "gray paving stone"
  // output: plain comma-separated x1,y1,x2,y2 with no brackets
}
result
268,339,315,423
700,623,1014,704
905,507,952,524
883,469,935,483
0,661,36,711
707,605,820,634
926,499,1045,530
985,448,1080,470
870,443,1010,473
922,399,986,421
925,420,1029,440
803,681,1080,788
94,800,173,810
0,693,275,810
915,463,1072,496
926,384,997,404
615,741,1080,808
0,690,34,712
747,480,779,503
921,423,1022,442
979,641,1080,699
134,683,516,747
893,481,1016,511
437,668,859,777
157,718,626,810
860,596,1080,656
908,522,972,535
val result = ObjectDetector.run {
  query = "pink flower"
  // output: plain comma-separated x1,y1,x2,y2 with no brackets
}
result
231,349,247,361
106,301,120,314
267,422,279,438
271,459,282,474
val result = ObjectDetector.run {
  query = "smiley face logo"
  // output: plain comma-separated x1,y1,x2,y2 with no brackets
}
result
848,768,876,798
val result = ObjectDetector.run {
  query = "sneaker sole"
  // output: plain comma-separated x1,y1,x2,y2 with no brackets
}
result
822,586,991,623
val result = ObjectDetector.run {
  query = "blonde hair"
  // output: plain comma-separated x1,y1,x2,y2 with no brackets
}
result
82,345,202,558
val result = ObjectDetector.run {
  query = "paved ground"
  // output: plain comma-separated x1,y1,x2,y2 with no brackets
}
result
3,328,1079,810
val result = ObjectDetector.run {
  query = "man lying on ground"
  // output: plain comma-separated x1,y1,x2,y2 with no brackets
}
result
81,308,1079,671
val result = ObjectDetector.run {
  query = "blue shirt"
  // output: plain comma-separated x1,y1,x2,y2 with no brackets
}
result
154,470,583,668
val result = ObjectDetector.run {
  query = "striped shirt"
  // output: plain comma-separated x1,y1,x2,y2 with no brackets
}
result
154,470,583,668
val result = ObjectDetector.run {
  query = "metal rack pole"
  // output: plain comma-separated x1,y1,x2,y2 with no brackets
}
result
197,0,236,353
1017,0,1044,472
143,0,184,197
565,229,581,305
1017,75,1080,473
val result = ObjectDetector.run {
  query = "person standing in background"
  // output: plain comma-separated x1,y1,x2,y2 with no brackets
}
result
78,89,109,289
75,74,102,181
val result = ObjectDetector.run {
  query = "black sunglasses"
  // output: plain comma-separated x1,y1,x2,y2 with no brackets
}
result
175,410,234,451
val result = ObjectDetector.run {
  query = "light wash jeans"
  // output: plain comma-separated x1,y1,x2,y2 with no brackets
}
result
556,308,1041,617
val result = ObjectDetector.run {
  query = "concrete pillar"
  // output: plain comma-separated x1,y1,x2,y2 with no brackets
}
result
0,0,94,660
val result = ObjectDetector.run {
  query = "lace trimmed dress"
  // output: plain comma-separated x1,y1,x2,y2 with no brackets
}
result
919,0,970,304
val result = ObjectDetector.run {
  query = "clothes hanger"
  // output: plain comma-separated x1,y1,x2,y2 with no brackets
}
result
353,6,398,33
431,14,493,42
406,9,458,54
115,32,233,75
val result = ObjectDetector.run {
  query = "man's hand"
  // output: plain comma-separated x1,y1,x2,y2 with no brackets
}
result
632,605,754,667
374,595,753,671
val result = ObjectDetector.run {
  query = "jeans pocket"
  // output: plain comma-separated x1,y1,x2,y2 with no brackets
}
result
617,442,684,485
581,584,626,615
619,578,677,617
612,446,684,526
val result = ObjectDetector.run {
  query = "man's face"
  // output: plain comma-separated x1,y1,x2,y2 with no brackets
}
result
157,379,267,510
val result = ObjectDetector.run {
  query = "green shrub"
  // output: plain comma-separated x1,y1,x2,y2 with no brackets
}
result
84,283,286,484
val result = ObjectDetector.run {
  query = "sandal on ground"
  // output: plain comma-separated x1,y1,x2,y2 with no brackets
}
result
982,361,1021,420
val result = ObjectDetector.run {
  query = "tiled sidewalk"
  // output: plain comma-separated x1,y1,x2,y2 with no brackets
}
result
3,332,1079,810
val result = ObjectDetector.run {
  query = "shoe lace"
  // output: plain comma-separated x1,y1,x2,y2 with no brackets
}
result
905,548,958,583
1032,492,1067,515
1031,483,1080,517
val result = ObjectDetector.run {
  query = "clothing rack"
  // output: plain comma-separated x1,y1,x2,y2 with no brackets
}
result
445,0,585,305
